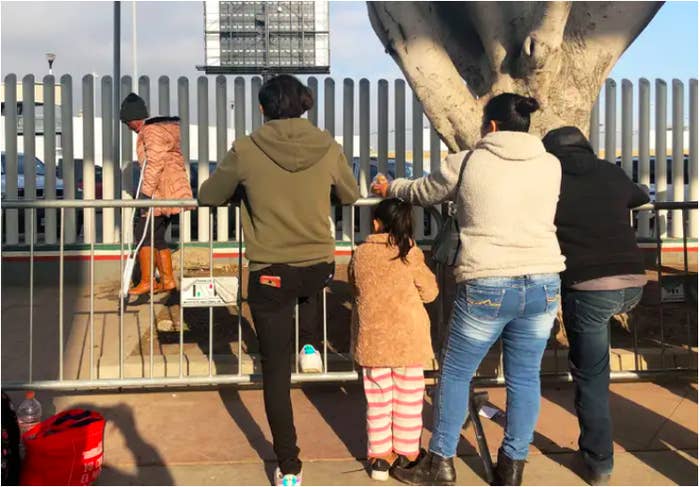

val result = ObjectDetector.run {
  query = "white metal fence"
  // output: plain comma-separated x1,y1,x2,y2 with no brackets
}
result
0,198,696,391
1,75,698,247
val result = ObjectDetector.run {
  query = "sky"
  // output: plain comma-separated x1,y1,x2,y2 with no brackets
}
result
0,0,697,141
1,1,697,83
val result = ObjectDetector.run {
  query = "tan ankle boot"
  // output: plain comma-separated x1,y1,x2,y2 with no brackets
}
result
156,248,177,293
129,247,159,295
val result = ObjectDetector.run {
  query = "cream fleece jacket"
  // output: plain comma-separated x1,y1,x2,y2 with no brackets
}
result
389,131,566,282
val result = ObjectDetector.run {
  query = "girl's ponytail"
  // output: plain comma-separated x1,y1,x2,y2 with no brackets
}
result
373,198,415,263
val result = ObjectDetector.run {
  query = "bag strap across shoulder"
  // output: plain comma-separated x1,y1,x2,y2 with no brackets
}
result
454,150,473,201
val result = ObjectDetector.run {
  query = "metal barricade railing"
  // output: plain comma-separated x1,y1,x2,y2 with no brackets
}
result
0,199,697,391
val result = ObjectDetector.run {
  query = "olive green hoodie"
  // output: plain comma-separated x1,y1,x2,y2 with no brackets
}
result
198,118,360,266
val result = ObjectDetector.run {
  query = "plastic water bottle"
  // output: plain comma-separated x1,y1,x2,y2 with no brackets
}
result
17,391,42,436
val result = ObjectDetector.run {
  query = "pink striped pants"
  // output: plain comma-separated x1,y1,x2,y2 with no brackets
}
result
363,366,425,458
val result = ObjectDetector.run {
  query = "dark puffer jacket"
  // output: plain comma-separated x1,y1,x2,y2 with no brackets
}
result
543,126,650,288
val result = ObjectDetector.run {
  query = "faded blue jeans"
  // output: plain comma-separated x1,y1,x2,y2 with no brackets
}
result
429,274,561,460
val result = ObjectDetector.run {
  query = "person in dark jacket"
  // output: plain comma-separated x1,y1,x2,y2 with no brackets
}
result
198,75,360,487
543,126,650,486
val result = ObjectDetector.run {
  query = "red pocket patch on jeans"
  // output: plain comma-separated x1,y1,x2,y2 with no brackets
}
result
260,275,282,288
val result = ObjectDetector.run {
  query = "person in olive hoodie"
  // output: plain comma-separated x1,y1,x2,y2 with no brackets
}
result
543,126,650,486
198,75,360,486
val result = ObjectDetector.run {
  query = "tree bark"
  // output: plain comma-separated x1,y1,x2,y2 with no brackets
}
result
367,1,663,151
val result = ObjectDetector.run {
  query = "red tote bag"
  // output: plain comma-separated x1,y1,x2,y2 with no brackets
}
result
20,409,105,486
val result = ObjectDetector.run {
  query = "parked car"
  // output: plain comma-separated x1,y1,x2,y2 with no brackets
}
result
1,152,64,199
624,156,691,202
2,152,67,240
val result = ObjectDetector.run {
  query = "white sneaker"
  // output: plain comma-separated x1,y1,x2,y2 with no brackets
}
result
298,344,322,373
274,467,302,486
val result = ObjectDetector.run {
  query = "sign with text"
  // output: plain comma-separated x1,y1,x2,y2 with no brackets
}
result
181,276,239,307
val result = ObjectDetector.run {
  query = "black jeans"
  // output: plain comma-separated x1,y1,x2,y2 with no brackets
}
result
247,261,335,475
562,286,644,475
134,214,171,250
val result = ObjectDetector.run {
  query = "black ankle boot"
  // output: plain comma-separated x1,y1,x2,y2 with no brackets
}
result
492,448,525,486
391,449,456,486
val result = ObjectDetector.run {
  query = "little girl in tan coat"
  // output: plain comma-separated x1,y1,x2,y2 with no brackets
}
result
349,198,439,481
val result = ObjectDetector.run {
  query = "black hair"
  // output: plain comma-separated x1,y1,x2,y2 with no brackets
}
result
373,198,414,263
258,75,314,120
483,93,540,132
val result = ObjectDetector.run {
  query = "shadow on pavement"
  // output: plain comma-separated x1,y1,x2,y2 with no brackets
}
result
68,402,175,486
542,381,698,486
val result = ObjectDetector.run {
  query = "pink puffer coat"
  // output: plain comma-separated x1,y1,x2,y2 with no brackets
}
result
136,117,193,216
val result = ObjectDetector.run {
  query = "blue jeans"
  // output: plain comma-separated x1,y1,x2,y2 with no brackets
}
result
562,287,643,475
430,274,560,460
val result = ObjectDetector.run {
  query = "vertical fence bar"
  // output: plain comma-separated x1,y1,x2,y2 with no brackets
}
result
22,75,36,245
377,79,389,176
4,75,19,245
251,77,262,131
29,210,34,382
655,80,668,237
61,75,76,243
158,75,170,116
102,76,116,243
234,77,246,242
179,216,185,377
589,94,600,155
682,207,692,367
59,207,65,380
121,76,134,242
209,210,214,377
119,206,125,379
82,75,96,243
412,93,424,239
237,214,243,376
295,302,300,374
159,76,173,243
149,210,155,378
138,75,150,244
44,74,58,244
178,77,191,243
670,79,685,238
430,126,441,236
323,287,328,373
342,78,354,241
395,80,406,178
638,79,651,238
359,79,371,240
113,2,122,242
138,75,150,110
90,216,95,380
689,79,698,238
216,75,229,242
197,76,209,242
621,80,633,178
325,78,337,238
655,206,666,367
308,77,318,126
604,79,617,164
324,78,335,135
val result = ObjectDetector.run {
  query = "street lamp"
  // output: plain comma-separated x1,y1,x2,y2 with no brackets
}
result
46,53,56,75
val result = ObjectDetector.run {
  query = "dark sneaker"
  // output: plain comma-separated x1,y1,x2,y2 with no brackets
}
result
391,449,456,486
370,458,391,481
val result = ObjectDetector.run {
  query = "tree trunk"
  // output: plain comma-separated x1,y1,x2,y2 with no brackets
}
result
367,1,663,151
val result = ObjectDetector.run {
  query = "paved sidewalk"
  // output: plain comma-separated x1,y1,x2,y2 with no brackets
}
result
12,379,696,486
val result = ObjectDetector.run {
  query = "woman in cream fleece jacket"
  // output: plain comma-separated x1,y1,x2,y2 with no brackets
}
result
375,94,565,486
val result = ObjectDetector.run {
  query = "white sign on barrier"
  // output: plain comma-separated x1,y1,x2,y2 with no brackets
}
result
181,276,239,308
